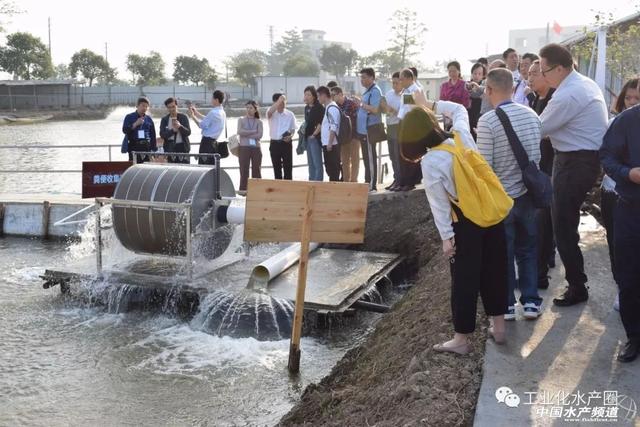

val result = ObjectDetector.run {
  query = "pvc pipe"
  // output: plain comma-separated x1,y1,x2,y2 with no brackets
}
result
225,204,245,225
247,242,320,290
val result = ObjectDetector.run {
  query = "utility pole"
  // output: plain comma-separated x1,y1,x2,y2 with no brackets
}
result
269,25,274,54
105,42,108,63
48,17,51,58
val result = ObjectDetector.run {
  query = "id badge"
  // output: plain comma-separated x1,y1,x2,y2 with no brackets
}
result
249,138,256,146
137,130,145,139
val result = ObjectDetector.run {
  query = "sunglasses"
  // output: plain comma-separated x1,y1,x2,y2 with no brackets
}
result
541,65,558,76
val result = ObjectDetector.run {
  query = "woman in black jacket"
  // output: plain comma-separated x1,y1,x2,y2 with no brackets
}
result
160,97,191,163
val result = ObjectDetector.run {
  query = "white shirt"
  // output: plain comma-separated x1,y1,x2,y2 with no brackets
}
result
513,79,529,106
421,101,478,241
199,106,226,139
321,101,340,147
385,89,402,126
268,109,296,140
398,82,421,120
540,70,608,152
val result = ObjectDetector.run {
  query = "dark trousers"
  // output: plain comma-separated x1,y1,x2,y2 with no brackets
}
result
198,137,217,165
386,124,400,181
551,150,600,289
450,207,508,334
396,120,422,187
166,142,190,164
269,140,292,180
128,140,150,163
359,135,377,190
537,206,556,280
601,189,619,284
238,146,262,191
322,145,341,182
614,198,640,340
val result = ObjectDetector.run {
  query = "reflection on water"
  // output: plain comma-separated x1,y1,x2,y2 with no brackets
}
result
0,237,380,426
0,106,390,197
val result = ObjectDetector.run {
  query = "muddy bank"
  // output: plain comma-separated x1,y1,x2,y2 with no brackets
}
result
0,106,113,124
280,189,487,427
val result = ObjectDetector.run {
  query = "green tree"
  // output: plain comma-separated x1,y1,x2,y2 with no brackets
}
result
319,44,359,80
229,49,267,86
269,29,309,75
54,63,71,80
0,1,20,33
0,32,54,79
69,49,111,86
126,51,166,87
388,8,427,67
283,54,319,77
362,49,403,78
173,55,215,86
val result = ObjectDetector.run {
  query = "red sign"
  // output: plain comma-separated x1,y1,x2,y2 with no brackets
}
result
82,161,132,198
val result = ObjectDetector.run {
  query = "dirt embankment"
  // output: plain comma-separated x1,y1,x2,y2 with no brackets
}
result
280,190,487,427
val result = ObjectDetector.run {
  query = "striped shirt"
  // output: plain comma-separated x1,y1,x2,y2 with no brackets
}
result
477,102,542,198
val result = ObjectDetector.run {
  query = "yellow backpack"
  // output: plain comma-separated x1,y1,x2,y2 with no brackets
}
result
431,132,513,227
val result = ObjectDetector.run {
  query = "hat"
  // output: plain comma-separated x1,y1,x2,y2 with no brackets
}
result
398,106,438,144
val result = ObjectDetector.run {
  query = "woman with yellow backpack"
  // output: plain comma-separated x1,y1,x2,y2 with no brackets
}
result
399,99,513,354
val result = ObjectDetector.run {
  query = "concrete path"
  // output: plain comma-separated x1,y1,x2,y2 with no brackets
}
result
474,215,640,427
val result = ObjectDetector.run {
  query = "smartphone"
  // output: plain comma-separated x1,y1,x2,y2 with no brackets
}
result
403,94,415,105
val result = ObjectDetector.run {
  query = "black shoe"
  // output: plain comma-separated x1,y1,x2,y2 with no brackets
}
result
399,185,415,192
553,287,588,307
617,339,640,363
538,277,549,290
385,181,397,191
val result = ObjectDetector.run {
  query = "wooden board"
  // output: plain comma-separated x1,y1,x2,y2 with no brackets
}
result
244,179,369,244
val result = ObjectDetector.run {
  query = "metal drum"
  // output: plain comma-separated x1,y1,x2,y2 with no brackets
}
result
112,164,235,256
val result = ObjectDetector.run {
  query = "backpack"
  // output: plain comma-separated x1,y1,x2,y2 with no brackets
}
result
431,132,513,227
327,104,353,144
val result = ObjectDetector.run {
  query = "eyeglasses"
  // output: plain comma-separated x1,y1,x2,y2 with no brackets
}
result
541,65,558,76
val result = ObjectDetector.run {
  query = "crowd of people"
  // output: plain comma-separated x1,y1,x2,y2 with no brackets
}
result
120,42,639,363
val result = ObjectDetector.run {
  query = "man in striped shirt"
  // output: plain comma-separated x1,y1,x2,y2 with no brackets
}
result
477,68,543,320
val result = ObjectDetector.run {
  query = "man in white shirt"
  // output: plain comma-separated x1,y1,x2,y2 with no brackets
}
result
478,68,543,320
503,48,520,82
384,71,403,190
317,86,341,181
189,90,226,165
538,43,608,306
267,93,296,180
513,53,538,105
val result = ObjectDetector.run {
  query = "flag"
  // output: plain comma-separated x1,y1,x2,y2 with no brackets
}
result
553,21,563,35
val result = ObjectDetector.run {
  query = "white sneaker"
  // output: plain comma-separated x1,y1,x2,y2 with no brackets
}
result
504,305,516,321
523,302,542,320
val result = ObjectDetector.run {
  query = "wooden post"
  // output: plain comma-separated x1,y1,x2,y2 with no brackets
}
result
42,201,51,239
288,186,315,374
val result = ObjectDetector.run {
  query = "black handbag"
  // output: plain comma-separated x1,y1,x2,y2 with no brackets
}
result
495,107,552,208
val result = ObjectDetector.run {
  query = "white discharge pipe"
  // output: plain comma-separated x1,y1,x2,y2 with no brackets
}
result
247,243,320,290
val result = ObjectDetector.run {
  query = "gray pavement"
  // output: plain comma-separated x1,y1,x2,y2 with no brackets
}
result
474,215,640,427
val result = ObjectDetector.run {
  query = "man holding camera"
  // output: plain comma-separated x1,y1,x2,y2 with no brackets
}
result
160,97,191,164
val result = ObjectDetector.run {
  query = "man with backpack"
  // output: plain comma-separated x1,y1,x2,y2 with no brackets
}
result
477,68,544,321
331,86,359,182
317,86,341,181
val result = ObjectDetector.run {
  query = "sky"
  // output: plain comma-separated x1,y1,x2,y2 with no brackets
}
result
2,0,639,80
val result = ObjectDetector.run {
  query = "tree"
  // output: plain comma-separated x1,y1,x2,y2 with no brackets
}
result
362,49,403,78
229,49,267,86
69,49,112,86
126,51,166,87
388,8,427,67
54,63,71,80
283,54,319,77
173,55,216,86
0,32,53,79
269,28,309,75
319,44,359,80
0,1,20,33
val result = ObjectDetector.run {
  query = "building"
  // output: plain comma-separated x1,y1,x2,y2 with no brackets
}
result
301,29,353,60
0,80,75,110
509,24,584,55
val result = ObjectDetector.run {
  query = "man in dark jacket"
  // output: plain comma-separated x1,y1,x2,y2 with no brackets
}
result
122,96,157,163
160,97,191,164
600,102,640,363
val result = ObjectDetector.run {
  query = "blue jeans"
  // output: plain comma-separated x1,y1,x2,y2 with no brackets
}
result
504,193,542,306
306,136,323,181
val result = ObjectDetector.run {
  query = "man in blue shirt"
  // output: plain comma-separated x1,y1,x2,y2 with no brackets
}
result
122,96,157,163
600,102,640,363
356,67,384,192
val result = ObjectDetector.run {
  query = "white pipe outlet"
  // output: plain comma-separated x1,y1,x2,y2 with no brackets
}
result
247,243,320,290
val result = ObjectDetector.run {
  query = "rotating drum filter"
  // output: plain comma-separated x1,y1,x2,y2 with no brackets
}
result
112,164,236,256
